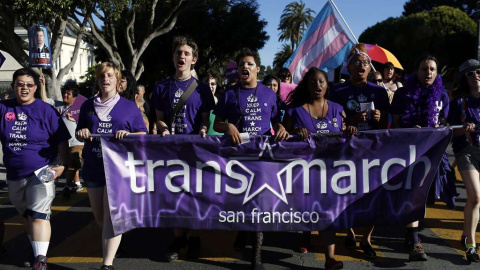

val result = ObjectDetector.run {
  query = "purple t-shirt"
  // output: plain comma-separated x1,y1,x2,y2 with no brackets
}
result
0,99,71,180
153,77,214,134
391,87,449,128
214,84,278,135
448,96,480,153
330,81,390,131
286,101,343,133
76,97,147,183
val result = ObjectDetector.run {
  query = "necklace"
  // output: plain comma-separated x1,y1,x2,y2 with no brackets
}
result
173,76,193,92
307,99,327,132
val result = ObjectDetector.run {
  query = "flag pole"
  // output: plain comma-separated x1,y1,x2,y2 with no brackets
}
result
328,0,379,75
328,0,358,44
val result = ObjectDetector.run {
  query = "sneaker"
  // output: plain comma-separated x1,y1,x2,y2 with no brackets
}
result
344,236,356,249
100,265,115,270
325,258,344,270
73,184,84,192
466,246,480,262
32,255,48,270
409,242,428,261
404,236,422,248
360,242,377,258
186,237,201,259
164,236,187,262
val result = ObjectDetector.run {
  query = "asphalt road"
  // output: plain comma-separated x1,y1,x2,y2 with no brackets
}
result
0,148,479,270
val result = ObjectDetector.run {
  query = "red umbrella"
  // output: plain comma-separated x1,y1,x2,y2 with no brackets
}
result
364,44,403,70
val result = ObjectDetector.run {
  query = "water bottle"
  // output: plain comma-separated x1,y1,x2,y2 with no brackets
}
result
38,166,56,183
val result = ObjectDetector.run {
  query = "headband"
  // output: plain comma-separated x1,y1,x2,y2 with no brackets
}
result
347,49,371,66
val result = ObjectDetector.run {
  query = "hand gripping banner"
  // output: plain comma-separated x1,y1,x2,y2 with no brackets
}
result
101,128,452,236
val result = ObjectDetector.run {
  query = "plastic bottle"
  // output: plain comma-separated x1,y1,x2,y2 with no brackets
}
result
38,166,56,183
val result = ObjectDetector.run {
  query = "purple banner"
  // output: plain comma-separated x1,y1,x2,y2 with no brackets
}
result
101,128,452,236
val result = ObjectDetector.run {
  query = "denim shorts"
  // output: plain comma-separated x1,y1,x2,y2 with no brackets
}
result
456,144,480,171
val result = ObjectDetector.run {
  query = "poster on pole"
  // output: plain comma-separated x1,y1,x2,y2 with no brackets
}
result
28,25,53,68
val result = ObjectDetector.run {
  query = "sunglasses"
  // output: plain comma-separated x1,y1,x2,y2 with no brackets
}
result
16,82,36,88
466,70,480,77
375,79,383,83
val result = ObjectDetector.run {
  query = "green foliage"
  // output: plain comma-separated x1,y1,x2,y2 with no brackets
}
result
78,63,98,97
273,43,293,72
403,0,477,18
133,0,269,86
278,1,315,50
359,6,477,81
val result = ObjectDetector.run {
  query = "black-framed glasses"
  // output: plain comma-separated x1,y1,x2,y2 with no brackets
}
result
466,70,480,77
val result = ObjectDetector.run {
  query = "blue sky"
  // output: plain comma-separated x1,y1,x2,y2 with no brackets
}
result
257,0,408,67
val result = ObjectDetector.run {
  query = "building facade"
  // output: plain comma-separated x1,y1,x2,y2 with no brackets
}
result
0,23,95,97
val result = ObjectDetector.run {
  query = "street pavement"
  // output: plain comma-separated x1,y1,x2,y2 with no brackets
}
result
0,148,479,270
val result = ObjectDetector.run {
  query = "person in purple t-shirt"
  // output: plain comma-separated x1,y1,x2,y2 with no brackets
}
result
0,68,70,269
214,48,289,270
391,55,451,262
153,36,213,138
448,59,480,263
76,62,147,270
329,44,391,259
283,67,356,270
152,36,214,262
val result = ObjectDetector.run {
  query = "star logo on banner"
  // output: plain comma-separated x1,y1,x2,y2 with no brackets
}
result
241,137,289,205
250,121,255,127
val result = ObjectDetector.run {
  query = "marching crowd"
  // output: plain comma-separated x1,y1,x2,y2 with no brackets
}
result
0,35,480,270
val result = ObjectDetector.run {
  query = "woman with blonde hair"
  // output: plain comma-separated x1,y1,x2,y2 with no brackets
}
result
76,62,147,270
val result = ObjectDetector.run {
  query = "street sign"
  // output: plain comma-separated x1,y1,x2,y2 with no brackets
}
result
0,52,5,69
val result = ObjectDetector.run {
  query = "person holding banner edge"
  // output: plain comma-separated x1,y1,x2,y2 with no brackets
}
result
213,48,289,270
0,68,70,270
447,59,480,262
283,67,357,270
152,35,214,262
329,43,391,259
76,62,147,270
391,55,452,261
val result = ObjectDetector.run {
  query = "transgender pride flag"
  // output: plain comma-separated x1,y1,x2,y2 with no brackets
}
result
283,1,354,83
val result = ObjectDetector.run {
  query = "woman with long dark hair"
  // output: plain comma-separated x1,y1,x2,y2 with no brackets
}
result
283,67,356,270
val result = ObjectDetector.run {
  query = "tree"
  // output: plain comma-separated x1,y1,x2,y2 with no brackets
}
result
74,0,189,80
125,0,268,87
359,6,476,82
278,1,315,51
273,43,293,72
0,0,190,99
0,0,95,99
403,0,478,18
